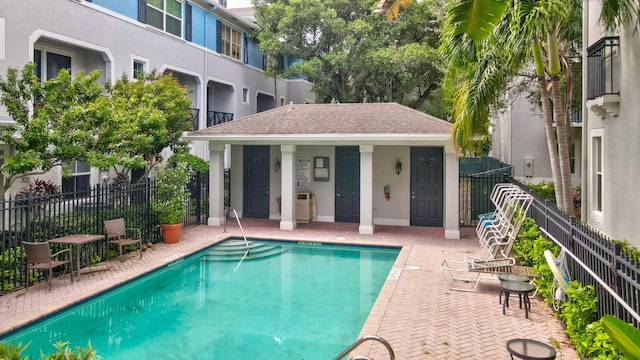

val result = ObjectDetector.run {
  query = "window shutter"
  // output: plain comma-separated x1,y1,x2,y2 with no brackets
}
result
243,33,248,64
216,20,222,53
138,0,147,23
185,2,192,41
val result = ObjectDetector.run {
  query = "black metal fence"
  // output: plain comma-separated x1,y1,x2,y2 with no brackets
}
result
0,174,209,294
507,177,640,326
459,157,513,226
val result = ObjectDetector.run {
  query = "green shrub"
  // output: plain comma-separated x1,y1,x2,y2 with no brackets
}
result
0,341,103,360
526,181,556,201
43,341,103,360
1,246,25,292
0,341,28,360
512,216,623,358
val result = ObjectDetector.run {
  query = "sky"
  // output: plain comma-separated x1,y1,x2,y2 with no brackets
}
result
226,0,252,8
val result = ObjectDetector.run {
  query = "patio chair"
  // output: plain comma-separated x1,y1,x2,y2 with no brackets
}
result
477,192,533,245
544,249,571,310
441,256,536,292
104,218,143,259
23,241,73,291
476,184,524,231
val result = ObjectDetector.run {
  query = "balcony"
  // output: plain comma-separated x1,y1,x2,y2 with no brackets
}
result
586,36,620,118
189,108,200,131
207,111,234,127
551,106,582,126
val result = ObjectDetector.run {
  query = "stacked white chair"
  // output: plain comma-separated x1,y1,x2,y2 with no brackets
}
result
476,185,533,260
440,183,535,291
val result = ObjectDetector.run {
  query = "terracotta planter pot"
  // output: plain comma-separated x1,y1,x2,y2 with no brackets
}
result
161,223,183,244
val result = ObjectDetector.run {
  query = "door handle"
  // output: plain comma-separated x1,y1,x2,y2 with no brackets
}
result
336,193,341,197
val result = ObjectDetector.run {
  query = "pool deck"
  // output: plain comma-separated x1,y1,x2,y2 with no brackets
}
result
0,220,579,359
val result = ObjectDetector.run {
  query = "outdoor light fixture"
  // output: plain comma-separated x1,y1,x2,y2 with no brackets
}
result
395,159,402,175
274,158,281,173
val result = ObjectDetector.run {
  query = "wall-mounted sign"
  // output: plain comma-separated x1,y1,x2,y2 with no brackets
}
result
296,158,311,187
314,156,329,181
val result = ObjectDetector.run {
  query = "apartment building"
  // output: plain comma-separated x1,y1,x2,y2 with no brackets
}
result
0,0,315,195
582,2,639,246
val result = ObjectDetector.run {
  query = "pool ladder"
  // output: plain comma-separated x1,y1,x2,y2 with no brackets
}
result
333,335,395,360
223,207,250,272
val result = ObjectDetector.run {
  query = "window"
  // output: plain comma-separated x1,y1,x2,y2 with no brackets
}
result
132,57,148,80
62,160,91,196
146,0,182,37
591,130,603,213
34,49,71,80
242,87,249,104
220,23,242,60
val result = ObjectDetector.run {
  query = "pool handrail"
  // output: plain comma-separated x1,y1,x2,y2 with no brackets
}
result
333,335,395,360
229,208,250,272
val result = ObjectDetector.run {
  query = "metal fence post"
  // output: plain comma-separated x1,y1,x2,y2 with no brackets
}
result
613,242,624,319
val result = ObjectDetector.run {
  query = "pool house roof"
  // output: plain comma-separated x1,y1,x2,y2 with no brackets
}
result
184,102,454,146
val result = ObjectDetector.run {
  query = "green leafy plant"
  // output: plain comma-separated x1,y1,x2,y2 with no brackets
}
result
510,215,627,358
558,282,598,354
152,162,191,225
601,314,640,359
1,246,25,292
0,341,102,360
0,341,28,359
42,341,103,360
574,319,620,358
526,181,556,201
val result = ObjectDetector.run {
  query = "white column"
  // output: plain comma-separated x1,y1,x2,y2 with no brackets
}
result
280,144,297,230
359,145,374,234
444,145,461,239
207,143,226,226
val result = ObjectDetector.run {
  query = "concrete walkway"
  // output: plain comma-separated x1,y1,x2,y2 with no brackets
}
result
0,221,579,359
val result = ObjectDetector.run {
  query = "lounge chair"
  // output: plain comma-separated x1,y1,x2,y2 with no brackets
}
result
23,241,73,290
441,256,536,292
104,218,143,259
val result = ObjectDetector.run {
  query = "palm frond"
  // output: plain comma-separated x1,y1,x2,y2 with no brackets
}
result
448,0,510,42
599,0,640,31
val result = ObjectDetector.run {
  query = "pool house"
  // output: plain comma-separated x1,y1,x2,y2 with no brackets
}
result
184,102,461,239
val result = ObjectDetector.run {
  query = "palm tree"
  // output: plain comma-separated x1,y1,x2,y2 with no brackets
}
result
379,0,579,212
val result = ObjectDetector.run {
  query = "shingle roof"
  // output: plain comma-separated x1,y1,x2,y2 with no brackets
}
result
190,102,452,135
185,102,453,145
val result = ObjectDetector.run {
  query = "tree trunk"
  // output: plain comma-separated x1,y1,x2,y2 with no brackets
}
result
547,32,574,213
533,39,564,209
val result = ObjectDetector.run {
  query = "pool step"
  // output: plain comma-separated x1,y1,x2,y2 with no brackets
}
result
204,240,287,261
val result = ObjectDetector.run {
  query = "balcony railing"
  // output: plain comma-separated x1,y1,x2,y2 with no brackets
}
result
551,106,582,124
587,36,620,100
189,108,200,131
207,111,234,127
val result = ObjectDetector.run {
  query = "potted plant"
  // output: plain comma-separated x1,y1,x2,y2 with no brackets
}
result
152,161,191,244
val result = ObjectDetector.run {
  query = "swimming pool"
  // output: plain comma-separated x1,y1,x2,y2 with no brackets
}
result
2,239,400,359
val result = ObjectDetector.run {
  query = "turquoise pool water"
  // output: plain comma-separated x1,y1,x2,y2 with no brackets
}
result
2,239,399,359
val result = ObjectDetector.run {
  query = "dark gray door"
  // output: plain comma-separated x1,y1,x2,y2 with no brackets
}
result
335,146,360,223
243,145,270,218
411,147,443,226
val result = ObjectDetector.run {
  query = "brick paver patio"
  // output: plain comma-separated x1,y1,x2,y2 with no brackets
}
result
0,221,579,359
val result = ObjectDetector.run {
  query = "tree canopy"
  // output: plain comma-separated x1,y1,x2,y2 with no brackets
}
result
253,0,449,117
0,64,192,197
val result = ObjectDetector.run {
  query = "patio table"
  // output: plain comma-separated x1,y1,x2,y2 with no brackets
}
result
49,234,104,280
500,280,536,319
506,338,556,359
